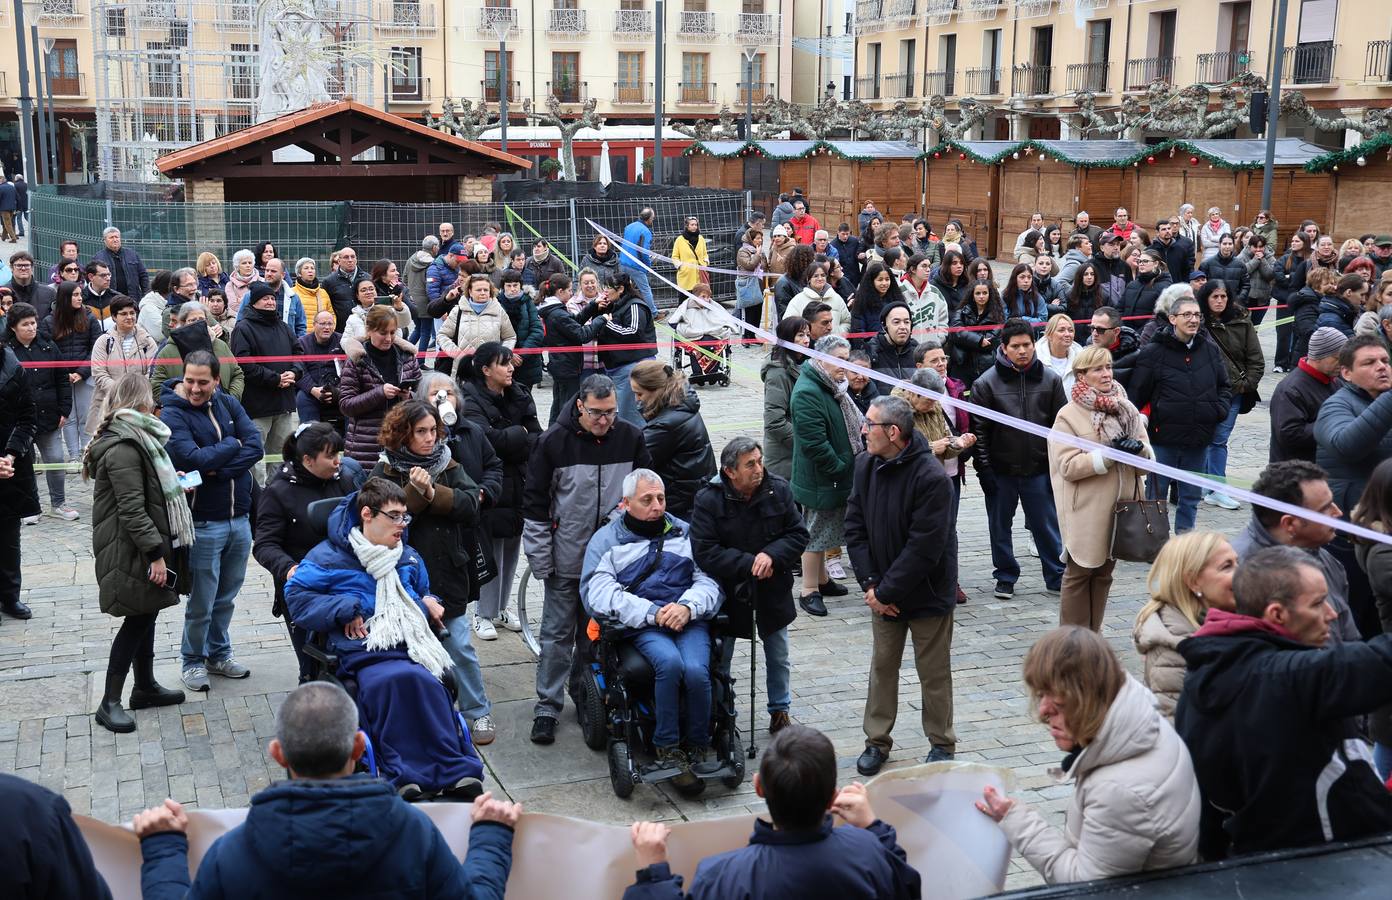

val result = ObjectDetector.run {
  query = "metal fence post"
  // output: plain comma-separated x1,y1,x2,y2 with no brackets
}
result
745,190,753,224
568,198,580,265
104,199,114,228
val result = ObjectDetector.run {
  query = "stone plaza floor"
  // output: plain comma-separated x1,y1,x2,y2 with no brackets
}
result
0,260,1282,890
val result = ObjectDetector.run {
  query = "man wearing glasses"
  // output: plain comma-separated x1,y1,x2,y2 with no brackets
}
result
1086,306,1141,385
521,374,651,745
82,261,117,328
1129,293,1232,532
6,252,55,321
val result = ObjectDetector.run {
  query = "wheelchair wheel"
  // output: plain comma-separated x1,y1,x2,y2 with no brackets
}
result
721,757,746,790
515,565,542,658
608,740,636,799
579,668,607,751
673,775,706,798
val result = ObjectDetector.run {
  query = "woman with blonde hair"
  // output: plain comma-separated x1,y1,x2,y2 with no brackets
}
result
291,257,333,329
977,626,1201,883
1048,345,1151,631
1039,313,1081,393
1132,532,1238,719
436,274,518,379
629,358,716,519
195,252,229,295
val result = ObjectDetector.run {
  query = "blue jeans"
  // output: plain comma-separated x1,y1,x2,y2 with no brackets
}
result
981,470,1064,588
182,516,252,669
410,315,436,351
631,620,712,748
609,361,649,428
620,263,658,316
763,627,791,713
1204,399,1242,490
1376,742,1392,782
441,614,492,720
1150,444,1208,533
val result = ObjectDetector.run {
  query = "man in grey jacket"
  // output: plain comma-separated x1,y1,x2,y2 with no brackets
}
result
521,375,651,745
404,235,439,348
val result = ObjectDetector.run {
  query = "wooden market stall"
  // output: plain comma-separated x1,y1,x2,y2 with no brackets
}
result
993,140,1143,259
1304,134,1392,242
920,141,1009,259
686,140,923,227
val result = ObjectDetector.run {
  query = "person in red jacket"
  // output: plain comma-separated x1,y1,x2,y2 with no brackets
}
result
1105,207,1136,243
789,199,821,246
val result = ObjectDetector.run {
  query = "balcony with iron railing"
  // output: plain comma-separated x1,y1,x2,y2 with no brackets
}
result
965,66,1002,95
546,79,588,104
546,7,588,36
211,0,253,29
737,81,774,104
885,0,917,21
922,0,954,25
923,70,955,96
882,71,914,97
613,81,652,104
133,0,178,21
481,79,522,104
1013,0,1052,19
1066,61,1109,93
227,73,258,102
958,0,1003,22
49,71,87,97
389,76,430,103
735,12,777,39
38,0,83,22
855,0,884,28
676,81,717,104
1196,50,1251,83
1126,56,1176,90
1284,42,1337,85
1366,40,1392,83
677,10,717,40
854,73,881,99
613,8,653,40
1012,63,1051,96
477,5,518,35
381,1,439,33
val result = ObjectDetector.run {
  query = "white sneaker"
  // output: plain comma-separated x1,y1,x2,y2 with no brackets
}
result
1208,492,1241,510
472,614,497,641
52,506,80,521
825,559,847,580
19,515,39,526
495,608,524,633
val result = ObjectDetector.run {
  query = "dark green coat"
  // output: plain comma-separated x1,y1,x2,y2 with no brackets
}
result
789,364,855,510
88,432,182,617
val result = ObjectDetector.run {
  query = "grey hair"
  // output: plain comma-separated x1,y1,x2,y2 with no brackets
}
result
1179,203,1195,215
1207,206,1222,216
909,367,944,395
1379,304,1392,324
720,435,762,473
274,682,361,778
1232,545,1323,620
918,336,944,352
232,248,255,267
170,266,197,287
296,257,316,275
422,235,440,252
176,300,205,322
869,395,914,439
1155,283,1194,317
813,334,850,356
439,221,453,232
623,467,664,499
414,371,456,403
102,226,121,238
577,373,615,401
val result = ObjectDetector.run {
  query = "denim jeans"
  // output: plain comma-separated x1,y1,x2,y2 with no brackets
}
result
609,361,647,428
1204,399,1242,491
411,316,436,351
32,428,66,507
1376,742,1392,782
441,614,492,720
620,263,658,317
632,620,712,748
62,378,94,459
719,625,792,714
182,516,252,669
476,536,520,620
981,470,1064,588
1150,444,1209,533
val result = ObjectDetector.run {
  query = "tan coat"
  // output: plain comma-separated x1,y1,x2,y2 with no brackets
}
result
1048,401,1152,569
1132,604,1197,721
1000,676,1202,884
435,297,518,379
88,326,158,435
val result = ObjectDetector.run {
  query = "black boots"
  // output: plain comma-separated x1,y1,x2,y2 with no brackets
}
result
96,654,186,733
96,699,135,733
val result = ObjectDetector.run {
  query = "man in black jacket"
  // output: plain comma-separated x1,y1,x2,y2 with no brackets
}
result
868,301,918,380
6,252,55,322
1269,326,1345,462
689,437,809,736
970,319,1067,601
0,773,112,898
1177,545,1392,860
830,223,863,287
1090,234,1131,307
231,282,303,486
320,246,370,331
1151,219,1196,284
1128,295,1232,532
846,395,957,775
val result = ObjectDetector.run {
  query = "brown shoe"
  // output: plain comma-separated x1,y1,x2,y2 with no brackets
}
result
768,711,791,734
956,586,968,605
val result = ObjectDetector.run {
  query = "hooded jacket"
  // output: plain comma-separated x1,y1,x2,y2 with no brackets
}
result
1000,677,1200,883
1128,326,1232,448
845,431,956,617
1204,307,1265,396
230,305,303,418
537,296,605,379
458,375,542,538
1175,610,1392,859
404,249,435,318
1269,362,1338,463
1315,295,1359,337
640,388,716,520
158,379,263,521
521,399,651,580
435,297,518,379
969,347,1067,477
137,776,513,899
1199,251,1251,305
1314,381,1392,514
1117,270,1174,322
1132,604,1197,721
1228,514,1361,644
497,289,544,387
789,362,855,510
948,300,1003,387
579,512,722,631
522,251,568,291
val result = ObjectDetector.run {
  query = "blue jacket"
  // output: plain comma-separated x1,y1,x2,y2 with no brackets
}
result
235,282,307,334
622,816,921,900
425,257,461,307
1315,382,1392,514
159,379,263,521
138,775,514,900
1315,295,1359,337
0,180,15,212
285,495,432,656
580,512,721,630
621,220,653,268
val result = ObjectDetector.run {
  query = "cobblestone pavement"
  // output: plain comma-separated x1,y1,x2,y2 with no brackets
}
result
0,303,1282,891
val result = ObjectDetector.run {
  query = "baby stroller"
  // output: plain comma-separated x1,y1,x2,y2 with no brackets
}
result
667,294,738,387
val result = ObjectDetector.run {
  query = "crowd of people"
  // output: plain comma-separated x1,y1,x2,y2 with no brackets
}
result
4,192,1392,897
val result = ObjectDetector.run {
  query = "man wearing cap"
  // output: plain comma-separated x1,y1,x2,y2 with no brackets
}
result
1271,327,1347,464
868,302,918,380
1089,232,1131,305
1369,235,1392,280
1189,270,1208,292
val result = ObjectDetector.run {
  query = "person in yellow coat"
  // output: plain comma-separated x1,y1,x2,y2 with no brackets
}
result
671,216,710,294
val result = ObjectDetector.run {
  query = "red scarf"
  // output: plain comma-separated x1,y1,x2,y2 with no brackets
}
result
1296,358,1332,384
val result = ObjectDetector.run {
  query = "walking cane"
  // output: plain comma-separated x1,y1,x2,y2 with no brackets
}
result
746,577,759,760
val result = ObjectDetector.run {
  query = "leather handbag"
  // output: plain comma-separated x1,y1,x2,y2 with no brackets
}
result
1111,475,1170,563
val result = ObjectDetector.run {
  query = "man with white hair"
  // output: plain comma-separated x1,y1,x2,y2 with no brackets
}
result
92,225,150,298
582,469,723,790
812,229,839,262
438,221,455,248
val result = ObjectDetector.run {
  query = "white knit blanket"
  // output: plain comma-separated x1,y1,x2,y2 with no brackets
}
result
349,527,454,681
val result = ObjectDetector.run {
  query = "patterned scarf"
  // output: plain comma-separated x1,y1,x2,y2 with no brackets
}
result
101,409,196,548
810,361,864,454
381,441,451,478
348,527,453,681
1070,378,1140,445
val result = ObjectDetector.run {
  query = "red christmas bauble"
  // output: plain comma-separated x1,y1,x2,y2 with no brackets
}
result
933,151,941,159
958,152,966,160
1189,156,1199,166
1146,155,1156,164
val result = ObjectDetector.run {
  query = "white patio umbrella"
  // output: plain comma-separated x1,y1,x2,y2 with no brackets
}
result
599,140,613,186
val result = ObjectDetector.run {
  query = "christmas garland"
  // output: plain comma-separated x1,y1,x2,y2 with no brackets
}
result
919,138,1314,171
1304,133,1392,173
685,140,892,162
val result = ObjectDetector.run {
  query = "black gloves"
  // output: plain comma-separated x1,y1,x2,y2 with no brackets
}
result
1111,436,1145,456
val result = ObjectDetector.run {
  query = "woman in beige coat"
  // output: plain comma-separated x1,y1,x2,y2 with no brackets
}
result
88,296,158,435
1132,532,1238,720
1048,345,1152,630
436,274,517,379
977,627,1201,884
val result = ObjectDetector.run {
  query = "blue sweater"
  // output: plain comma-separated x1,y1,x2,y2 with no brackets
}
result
139,774,513,900
621,221,654,268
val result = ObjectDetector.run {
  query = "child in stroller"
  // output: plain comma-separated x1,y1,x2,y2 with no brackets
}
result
668,283,738,387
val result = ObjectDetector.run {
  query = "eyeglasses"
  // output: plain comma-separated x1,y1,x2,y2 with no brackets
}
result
583,407,618,421
1173,311,1202,319
370,508,412,525
863,420,893,431
1091,325,1115,333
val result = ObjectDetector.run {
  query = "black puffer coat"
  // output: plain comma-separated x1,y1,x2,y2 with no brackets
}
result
8,335,71,433
1200,252,1251,305
868,333,918,381
948,302,1002,387
689,471,809,640
458,376,542,538
537,297,604,380
968,348,1067,477
0,350,39,520
1128,326,1232,447
1288,285,1323,360
252,460,352,616
1117,270,1173,321
230,306,302,418
369,458,481,617
641,387,716,520
40,312,101,381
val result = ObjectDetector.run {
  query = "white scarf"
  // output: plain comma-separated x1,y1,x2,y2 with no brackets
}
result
348,527,453,681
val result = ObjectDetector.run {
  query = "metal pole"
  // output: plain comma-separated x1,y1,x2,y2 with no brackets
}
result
1261,0,1290,214
744,53,754,141
499,37,509,154
42,40,57,183
10,0,37,185
30,24,48,184
653,0,664,185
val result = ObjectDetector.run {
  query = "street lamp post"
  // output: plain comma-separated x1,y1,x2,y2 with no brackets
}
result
10,0,40,185
42,35,58,183
742,46,758,141
490,19,510,154
1260,0,1290,213
31,23,49,184
653,0,664,185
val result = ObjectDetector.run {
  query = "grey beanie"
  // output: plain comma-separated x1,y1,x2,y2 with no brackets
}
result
1306,326,1349,361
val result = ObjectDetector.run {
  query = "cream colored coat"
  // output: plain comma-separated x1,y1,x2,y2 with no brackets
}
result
88,326,158,435
435,297,518,378
1000,676,1202,884
1132,604,1198,721
1048,400,1152,569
